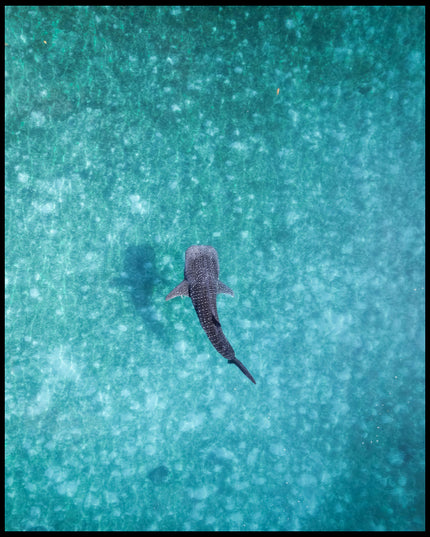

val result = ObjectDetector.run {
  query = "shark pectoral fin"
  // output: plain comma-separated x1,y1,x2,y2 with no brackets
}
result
165,280,190,301
217,280,234,296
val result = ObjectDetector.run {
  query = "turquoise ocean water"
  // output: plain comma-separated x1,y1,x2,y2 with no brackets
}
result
5,6,424,531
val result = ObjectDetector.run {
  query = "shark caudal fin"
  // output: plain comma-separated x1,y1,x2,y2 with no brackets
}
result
228,357,256,384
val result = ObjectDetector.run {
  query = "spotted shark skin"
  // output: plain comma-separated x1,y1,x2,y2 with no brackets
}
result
165,245,256,384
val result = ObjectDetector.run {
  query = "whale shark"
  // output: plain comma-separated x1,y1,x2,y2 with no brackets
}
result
165,245,256,384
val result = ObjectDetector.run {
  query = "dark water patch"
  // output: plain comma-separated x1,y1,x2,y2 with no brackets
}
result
147,465,169,484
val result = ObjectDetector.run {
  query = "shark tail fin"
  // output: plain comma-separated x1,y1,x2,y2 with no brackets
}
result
228,357,256,384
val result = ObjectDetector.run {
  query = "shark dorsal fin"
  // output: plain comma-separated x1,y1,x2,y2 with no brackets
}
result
212,313,221,327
